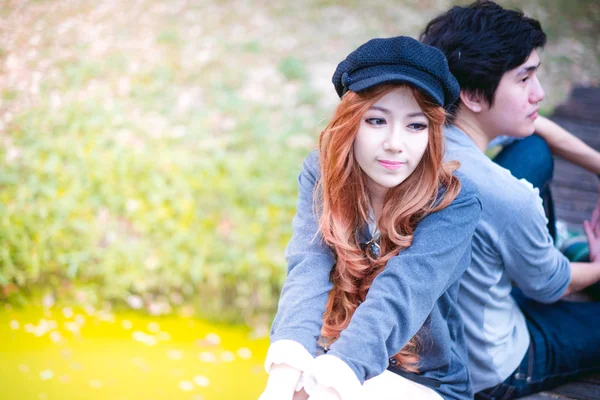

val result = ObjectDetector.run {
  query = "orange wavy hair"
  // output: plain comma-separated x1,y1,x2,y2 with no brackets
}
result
317,84,461,372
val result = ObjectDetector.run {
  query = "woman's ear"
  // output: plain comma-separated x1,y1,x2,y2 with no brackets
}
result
459,90,483,113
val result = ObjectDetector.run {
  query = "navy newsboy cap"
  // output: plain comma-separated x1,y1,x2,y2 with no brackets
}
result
332,36,460,108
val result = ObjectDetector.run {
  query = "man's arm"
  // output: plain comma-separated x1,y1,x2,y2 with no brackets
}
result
563,262,600,296
535,116,600,175
499,190,571,303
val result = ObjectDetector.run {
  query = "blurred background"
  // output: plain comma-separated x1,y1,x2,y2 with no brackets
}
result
0,0,598,399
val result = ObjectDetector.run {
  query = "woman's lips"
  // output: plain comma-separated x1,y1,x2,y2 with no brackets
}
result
378,160,406,170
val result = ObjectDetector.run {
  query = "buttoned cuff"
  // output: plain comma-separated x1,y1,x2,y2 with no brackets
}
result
265,339,315,392
264,339,315,373
304,354,362,400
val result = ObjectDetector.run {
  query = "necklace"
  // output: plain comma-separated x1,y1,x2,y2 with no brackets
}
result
364,236,381,260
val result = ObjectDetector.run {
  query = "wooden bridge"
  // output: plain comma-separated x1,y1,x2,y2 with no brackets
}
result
549,86,599,228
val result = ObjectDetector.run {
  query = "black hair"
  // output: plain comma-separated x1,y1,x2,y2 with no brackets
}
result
420,0,546,109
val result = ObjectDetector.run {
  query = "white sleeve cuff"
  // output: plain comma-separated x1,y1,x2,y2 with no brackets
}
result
264,339,315,374
303,354,362,400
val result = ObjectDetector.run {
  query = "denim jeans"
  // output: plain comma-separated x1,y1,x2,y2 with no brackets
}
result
493,134,557,241
475,288,600,400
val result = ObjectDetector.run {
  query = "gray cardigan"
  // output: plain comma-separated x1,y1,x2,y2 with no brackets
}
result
270,150,482,400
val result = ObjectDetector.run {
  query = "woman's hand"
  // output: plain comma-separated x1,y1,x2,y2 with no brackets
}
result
258,363,303,400
307,384,342,400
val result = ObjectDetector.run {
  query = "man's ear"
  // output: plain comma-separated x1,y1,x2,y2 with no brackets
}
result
459,90,484,113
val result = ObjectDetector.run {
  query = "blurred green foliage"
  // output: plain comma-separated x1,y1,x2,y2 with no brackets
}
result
0,0,598,328
0,90,308,323
278,57,308,81
0,19,320,324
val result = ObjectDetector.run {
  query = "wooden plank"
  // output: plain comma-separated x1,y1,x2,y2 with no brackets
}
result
553,87,600,124
548,108,599,226
551,382,600,400
520,374,600,400
551,183,597,225
552,185,598,208
549,120,600,149
554,210,592,225
580,374,600,384
521,393,575,400
552,175,598,192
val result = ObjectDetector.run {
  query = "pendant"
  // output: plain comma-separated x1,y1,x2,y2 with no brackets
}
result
364,237,381,259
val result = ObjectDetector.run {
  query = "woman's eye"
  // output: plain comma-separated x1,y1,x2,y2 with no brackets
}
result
408,122,428,131
365,118,386,126
521,76,529,83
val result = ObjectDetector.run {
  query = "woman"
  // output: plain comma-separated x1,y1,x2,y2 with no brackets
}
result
260,36,482,400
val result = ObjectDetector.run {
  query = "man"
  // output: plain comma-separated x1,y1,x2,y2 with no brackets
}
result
420,1,600,398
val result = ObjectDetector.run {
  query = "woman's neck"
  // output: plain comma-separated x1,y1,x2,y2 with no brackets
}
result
368,184,388,222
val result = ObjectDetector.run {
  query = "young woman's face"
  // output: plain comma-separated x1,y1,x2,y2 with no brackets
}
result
353,86,429,198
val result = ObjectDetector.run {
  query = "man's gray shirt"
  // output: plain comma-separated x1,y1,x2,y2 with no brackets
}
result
444,125,571,391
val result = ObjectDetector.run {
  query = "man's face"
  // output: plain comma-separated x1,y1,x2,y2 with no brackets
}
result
480,50,545,138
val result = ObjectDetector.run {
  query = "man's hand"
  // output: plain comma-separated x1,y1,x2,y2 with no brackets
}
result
259,363,303,400
584,192,600,262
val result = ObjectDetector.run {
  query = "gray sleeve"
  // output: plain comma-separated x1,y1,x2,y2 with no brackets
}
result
328,186,482,382
497,191,571,303
270,150,335,355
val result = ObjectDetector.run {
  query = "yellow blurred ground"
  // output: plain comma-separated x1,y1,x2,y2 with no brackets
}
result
0,305,269,400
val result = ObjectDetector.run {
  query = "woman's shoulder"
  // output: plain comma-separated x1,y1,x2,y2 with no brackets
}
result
452,170,481,204
432,170,482,218
300,149,321,178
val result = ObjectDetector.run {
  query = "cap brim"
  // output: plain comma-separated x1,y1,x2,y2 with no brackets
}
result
348,71,445,107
